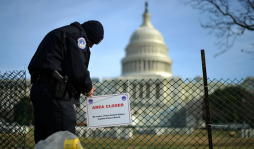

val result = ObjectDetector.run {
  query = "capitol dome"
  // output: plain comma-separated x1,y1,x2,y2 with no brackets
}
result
121,3,172,78
130,24,165,44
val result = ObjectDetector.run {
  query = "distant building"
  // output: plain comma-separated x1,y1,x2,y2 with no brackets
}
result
241,77,254,94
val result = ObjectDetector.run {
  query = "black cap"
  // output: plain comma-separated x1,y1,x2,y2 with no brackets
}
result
82,20,104,44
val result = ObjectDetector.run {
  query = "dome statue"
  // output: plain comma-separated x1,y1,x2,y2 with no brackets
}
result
121,2,173,79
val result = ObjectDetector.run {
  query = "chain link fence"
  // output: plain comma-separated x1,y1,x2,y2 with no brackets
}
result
0,70,30,149
0,70,253,148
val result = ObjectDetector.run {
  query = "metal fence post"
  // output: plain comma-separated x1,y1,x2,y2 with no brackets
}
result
201,49,213,149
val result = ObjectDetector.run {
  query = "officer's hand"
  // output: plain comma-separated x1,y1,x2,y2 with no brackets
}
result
85,86,95,97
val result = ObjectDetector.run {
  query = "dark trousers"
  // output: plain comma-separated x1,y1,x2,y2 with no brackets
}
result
30,80,76,144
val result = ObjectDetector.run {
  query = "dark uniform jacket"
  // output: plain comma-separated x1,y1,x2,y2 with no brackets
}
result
28,22,92,94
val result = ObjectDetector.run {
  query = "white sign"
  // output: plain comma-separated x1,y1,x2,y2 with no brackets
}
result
86,93,131,128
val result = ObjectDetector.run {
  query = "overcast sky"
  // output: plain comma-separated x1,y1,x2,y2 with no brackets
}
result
0,0,253,81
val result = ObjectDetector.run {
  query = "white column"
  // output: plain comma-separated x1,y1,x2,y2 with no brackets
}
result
144,60,146,71
151,84,156,102
148,60,150,71
140,61,143,71
146,60,149,71
151,61,155,71
154,61,156,71
137,83,141,100
141,84,145,104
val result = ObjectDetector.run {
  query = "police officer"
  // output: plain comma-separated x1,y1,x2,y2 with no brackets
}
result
28,20,104,144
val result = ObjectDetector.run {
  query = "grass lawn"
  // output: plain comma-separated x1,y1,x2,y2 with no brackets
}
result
0,127,253,148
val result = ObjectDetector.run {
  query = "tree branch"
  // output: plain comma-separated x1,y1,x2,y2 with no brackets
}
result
247,0,254,9
184,0,254,57
208,0,254,30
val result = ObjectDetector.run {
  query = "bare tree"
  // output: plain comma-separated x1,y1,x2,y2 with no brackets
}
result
184,0,254,57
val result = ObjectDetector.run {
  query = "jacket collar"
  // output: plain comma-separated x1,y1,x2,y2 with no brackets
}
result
70,22,85,32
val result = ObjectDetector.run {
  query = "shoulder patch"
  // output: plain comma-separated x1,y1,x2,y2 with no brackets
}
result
77,37,86,49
